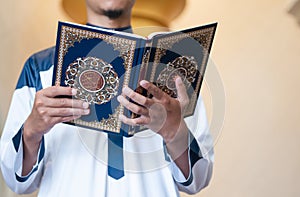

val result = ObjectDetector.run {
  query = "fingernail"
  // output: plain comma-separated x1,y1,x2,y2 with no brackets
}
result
176,77,182,83
122,86,130,94
84,109,90,115
72,88,77,95
118,114,124,121
117,95,122,102
140,80,149,86
82,102,89,109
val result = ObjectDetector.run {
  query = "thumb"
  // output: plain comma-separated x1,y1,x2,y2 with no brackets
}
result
175,77,189,108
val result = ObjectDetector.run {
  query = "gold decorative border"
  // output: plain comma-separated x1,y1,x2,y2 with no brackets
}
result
55,25,137,133
72,105,122,133
150,27,215,116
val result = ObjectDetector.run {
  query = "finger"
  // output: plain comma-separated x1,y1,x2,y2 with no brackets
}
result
41,86,76,98
47,107,90,117
51,115,82,125
175,77,188,101
62,115,82,122
139,80,164,100
119,114,150,126
43,97,89,109
175,77,189,108
117,95,149,116
122,86,153,108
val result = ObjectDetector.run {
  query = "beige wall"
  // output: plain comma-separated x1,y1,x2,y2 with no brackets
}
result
0,1,69,196
0,1,69,132
173,0,300,196
1,0,300,197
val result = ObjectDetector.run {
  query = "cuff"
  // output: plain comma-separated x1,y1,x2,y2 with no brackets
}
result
163,130,203,186
12,125,45,182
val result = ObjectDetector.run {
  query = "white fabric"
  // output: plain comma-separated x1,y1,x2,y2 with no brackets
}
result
0,63,214,196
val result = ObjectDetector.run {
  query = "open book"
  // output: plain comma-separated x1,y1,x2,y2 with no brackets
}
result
52,21,217,137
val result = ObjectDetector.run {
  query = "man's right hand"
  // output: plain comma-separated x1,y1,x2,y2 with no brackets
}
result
22,86,89,175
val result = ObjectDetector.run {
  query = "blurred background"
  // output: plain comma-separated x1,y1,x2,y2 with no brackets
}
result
1,0,300,196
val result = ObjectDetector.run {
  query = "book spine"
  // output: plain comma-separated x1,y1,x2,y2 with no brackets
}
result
138,39,152,83
133,39,147,90
133,39,152,99
123,39,146,136
127,39,153,135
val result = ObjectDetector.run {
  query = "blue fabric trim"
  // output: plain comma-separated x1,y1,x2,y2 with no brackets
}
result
180,172,194,187
12,127,23,152
86,23,133,33
189,133,203,168
107,133,124,179
15,166,38,183
179,131,203,186
16,47,55,91
15,137,45,183
38,137,45,163
162,141,171,162
162,130,203,186
12,126,46,183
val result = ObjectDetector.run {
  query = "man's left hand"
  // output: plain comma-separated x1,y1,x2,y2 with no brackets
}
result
117,77,189,143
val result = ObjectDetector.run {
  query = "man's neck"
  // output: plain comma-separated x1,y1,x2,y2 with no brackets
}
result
86,12,131,29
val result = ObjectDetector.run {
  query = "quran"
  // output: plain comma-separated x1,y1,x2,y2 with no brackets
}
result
52,21,217,137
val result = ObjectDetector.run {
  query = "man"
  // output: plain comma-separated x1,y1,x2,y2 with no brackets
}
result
0,0,213,196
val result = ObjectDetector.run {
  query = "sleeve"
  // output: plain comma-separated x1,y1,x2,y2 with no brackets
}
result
0,56,46,194
165,96,214,194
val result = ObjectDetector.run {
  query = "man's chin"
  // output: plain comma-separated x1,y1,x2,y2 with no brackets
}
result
102,9,124,19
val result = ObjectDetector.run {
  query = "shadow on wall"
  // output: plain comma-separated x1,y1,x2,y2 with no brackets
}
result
288,0,300,25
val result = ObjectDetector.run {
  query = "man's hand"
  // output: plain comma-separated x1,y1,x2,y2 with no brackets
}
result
118,77,191,178
118,77,189,143
22,86,89,175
